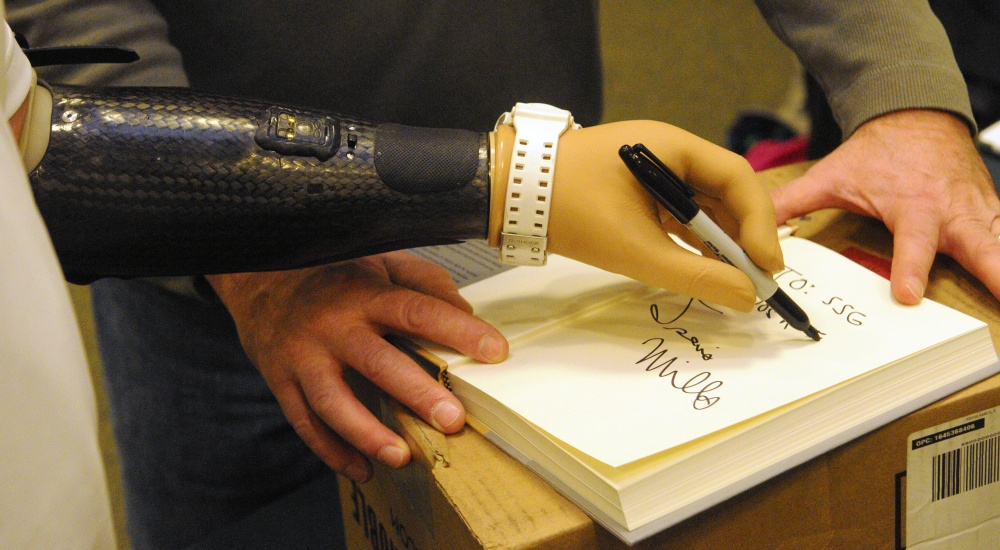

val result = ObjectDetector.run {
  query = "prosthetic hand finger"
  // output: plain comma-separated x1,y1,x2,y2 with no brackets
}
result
619,120,782,271
668,131,783,274
541,120,782,311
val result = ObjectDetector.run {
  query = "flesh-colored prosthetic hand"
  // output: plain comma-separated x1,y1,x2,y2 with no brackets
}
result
491,120,784,312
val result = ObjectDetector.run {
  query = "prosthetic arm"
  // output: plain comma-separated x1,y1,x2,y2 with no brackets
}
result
21,79,782,311
29,83,490,283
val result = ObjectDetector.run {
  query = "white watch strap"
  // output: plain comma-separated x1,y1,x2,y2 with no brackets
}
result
497,103,579,266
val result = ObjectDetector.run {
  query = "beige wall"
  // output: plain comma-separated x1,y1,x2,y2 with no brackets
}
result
599,0,798,144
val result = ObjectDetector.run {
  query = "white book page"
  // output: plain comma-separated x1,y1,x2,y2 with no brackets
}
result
447,237,988,467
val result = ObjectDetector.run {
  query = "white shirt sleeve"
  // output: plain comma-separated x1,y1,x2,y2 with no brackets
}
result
0,14,117,550
1,18,32,120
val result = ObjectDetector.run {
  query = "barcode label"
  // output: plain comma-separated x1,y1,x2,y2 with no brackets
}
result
931,448,961,501
963,434,999,493
908,407,1000,549
929,433,1000,502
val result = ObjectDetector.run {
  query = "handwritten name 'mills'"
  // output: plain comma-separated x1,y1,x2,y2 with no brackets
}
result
636,338,722,410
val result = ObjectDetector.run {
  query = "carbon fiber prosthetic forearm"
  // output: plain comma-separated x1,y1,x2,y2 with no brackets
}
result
30,84,491,283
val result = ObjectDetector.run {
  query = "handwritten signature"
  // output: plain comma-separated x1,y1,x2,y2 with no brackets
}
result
649,298,722,360
636,337,722,410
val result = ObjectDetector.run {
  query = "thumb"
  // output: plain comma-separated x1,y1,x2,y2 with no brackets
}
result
769,173,835,225
614,231,759,311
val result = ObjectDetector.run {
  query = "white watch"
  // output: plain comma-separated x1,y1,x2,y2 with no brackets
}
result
494,103,580,266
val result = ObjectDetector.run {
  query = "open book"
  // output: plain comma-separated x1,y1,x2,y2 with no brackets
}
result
407,237,999,544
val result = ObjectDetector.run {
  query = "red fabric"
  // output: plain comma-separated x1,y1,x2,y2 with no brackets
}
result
744,135,810,171
840,247,892,280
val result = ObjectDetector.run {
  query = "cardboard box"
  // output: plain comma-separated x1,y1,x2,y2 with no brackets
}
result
340,164,1000,549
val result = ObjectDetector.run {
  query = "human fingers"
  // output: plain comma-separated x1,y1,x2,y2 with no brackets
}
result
936,208,1000,303
779,110,1000,303
379,250,472,313
292,352,414,471
929,144,1000,302
364,280,508,364
206,265,451,473
885,209,941,304
268,372,376,482
330,323,468,435
769,170,851,225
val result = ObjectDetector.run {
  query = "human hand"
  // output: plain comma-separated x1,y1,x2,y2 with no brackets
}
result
509,120,784,312
206,251,508,482
769,109,1000,304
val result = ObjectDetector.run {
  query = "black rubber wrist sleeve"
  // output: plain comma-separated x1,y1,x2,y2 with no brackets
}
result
30,85,491,284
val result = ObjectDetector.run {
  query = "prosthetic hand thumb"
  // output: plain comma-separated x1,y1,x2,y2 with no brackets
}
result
540,120,783,312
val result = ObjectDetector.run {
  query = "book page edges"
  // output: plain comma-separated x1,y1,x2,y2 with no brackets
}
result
406,324,996,495
452,328,997,538
460,326,995,482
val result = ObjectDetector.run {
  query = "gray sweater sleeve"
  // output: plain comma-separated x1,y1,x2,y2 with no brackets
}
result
755,0,974,136
6,0,187,87
7,0,200,293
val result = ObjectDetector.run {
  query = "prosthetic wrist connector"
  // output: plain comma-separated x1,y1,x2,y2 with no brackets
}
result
29,85,490,283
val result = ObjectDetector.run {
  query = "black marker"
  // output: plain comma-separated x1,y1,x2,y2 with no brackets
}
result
619,143,821,341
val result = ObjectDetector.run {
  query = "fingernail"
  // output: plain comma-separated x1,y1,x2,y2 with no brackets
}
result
346,461,371,483
478,335,506,363
904,276,924,303
430,400,462,431
377,444,408,468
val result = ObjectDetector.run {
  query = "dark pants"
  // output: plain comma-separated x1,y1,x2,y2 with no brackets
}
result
90,278,342,549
